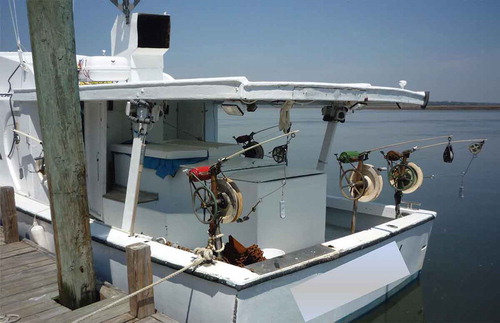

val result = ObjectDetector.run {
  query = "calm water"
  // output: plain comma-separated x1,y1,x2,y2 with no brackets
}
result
219,108,500,322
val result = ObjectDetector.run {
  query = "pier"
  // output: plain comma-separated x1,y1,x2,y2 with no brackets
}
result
0,226,176,322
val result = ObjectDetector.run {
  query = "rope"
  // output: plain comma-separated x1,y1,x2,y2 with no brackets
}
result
72,251,213,323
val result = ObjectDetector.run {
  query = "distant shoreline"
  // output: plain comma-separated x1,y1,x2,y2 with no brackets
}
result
366,104,500,110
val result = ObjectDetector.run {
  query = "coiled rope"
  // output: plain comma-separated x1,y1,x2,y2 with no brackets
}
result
72,248,215,323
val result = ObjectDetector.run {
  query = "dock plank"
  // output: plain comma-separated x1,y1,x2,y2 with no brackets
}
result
136,317,159,323
0,296,59,318
102,313,137,323
0,282,59,307
152,313,178,323
0,262,57,283
0,241,33,253
21,304,72,323
0,250,49,269
0,257,54,277
1,272,58,298
50,296,131,323
0,246,37,259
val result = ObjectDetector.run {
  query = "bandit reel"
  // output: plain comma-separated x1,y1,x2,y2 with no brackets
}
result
234,134,264,159
388,162,423,193
339,168,367,200
189,168,243,224
352,164,384,202
216,178,243,223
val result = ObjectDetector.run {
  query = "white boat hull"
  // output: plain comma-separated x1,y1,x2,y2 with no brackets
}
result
14,197,433,322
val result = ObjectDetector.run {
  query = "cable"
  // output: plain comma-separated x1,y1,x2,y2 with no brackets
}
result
6,64,21,159
8,0,21,48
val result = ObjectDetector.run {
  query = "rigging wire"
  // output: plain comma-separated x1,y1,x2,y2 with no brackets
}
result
7,64,21,159
8,0,21,49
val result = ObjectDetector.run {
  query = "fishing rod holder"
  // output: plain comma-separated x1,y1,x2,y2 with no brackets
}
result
125,99,161,124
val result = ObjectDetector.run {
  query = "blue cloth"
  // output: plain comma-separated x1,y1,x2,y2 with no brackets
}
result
143,156,208,178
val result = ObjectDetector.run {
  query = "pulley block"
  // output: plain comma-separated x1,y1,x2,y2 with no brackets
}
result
469,142,484,155
272,145,288,163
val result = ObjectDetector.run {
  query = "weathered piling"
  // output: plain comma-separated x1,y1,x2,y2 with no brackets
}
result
126,242,155,319
26,0,97,309
0,186,19,243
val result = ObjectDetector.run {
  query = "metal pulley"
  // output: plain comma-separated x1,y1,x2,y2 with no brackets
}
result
388,162,423,193
468,142,484,154
272,145,287,163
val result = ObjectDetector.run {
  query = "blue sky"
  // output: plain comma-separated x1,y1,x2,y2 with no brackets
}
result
1,0,499,102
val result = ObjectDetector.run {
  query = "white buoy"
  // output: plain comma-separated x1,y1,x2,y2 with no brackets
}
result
30,219,49,249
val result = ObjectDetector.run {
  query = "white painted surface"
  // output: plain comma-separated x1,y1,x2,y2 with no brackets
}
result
121,136,145,233
84,101,107,219
291,242,410,321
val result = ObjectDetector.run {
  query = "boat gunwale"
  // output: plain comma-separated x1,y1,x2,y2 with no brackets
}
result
14,199,435,291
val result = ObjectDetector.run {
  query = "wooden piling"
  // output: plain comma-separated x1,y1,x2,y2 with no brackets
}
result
126,242,155,319
27,0,97,309
0,186,19,243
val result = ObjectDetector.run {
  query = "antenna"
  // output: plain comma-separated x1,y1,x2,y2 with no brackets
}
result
110,0,141,24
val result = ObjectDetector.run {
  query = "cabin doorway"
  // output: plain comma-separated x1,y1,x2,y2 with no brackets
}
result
84,101,107,220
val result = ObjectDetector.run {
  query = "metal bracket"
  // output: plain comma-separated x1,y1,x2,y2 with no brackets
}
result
109,0,141,24
322,105,348,123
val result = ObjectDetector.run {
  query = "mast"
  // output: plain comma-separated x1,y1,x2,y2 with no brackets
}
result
27,0,97,309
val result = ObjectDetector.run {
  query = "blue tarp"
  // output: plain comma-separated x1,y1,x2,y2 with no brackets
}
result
143,156,208,178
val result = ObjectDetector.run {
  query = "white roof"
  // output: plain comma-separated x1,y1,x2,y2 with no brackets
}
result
12,76,427,106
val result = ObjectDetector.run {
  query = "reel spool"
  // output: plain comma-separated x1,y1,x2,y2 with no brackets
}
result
388,162,423,193
217,178,243,223
243,141,264,159
339,168,367,200
350,164,383,202
272,145,287,163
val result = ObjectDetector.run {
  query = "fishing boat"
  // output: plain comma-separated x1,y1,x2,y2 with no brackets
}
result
0,3,456,322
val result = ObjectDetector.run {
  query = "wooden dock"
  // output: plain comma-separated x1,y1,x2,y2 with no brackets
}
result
0,228,176,323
